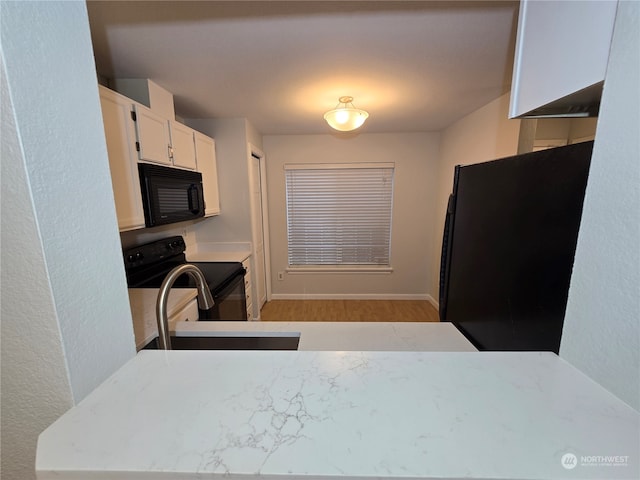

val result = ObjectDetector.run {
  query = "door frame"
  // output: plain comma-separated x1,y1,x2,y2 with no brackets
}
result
247,143,272,305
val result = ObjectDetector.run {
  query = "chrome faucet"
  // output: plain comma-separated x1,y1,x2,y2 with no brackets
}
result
156,264,215,350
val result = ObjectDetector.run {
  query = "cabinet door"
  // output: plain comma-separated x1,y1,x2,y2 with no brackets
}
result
509,0,616,117
170,298,199,325
242,258,253,320
169,121,197,170
133,104,172,165
194,131,220,216
98,86,145,231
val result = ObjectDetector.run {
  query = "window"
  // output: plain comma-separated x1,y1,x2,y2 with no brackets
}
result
285,163,394,269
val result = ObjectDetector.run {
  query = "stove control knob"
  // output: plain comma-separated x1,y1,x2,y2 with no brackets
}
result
126,252,143,263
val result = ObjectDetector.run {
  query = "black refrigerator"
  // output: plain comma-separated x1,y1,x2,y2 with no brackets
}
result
439,141,594,353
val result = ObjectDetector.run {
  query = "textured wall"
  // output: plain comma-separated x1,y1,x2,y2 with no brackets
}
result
1,0,136,403
560,0,640,411
1,50,74,480
1,2,136,478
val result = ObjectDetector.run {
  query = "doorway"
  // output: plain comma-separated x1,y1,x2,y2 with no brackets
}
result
248,145,269,317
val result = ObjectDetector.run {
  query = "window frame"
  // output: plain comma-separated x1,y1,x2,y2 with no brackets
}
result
284,162,395,273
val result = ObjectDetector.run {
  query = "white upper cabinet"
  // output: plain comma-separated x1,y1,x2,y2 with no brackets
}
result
117,78,198,170
169,121,197,170
194,131,220,216
101,81,220,227
98,86,145,231
133,104,172,165
133,104,199,170
509,0,617,118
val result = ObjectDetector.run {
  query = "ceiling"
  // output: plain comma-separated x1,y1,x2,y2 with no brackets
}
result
87,1,520,135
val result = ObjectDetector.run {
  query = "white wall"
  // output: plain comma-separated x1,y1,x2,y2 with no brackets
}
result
263,133,440,300
119,222,200,250
0,3,136,478
429,93,521,301
0,50,74,480
246,118,264,152
186,118,255,243
532,117,598,145
560,0,639,411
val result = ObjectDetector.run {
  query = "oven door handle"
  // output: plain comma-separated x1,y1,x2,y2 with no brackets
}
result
212,269,246,299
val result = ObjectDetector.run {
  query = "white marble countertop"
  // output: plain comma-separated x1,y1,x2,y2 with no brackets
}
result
174,321,478,351
37,350,639,480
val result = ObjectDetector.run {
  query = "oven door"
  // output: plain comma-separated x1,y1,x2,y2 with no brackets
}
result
199,269,248,321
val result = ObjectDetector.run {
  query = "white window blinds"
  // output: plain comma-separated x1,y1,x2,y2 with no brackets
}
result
285,163,394,266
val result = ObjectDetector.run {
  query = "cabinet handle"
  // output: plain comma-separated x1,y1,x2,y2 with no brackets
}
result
168,145,173,159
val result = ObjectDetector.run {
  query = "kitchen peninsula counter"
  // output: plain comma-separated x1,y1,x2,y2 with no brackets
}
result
37,350,639,480
174,320,478,351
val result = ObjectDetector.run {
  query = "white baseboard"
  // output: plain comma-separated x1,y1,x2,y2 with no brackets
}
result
270,293,433,301
426,294,439,310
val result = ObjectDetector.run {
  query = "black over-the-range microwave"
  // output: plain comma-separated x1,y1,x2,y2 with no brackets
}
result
138,163,205,227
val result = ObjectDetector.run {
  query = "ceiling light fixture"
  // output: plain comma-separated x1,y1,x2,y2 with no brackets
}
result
324,96,369,132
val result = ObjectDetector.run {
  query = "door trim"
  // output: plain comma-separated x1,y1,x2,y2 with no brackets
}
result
247,143,272,307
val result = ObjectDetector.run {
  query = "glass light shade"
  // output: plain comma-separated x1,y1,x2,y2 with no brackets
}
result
324,97,369,131
324,108,369,131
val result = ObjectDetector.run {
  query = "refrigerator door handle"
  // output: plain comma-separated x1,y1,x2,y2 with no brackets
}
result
439,193,456,320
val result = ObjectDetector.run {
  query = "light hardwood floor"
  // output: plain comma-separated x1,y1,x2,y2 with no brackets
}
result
260,300,439,322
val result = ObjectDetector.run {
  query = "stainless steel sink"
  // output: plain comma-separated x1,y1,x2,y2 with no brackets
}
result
143,335,300,351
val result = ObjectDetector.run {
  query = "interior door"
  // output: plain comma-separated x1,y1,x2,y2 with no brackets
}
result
249,152,267,313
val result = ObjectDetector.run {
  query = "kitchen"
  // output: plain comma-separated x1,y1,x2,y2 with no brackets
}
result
1,1,638,480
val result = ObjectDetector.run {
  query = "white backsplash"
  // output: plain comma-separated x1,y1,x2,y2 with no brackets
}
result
119,220,201,250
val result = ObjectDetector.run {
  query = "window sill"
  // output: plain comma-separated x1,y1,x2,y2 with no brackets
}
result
286,266,393,274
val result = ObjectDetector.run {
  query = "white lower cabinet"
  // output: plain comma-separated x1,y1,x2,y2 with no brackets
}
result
128,289,199,350
194,131,221,216
172,298,199,324
242,258,254,320
98,86,145,231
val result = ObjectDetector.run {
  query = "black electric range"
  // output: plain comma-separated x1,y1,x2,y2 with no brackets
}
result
123,236,247,321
